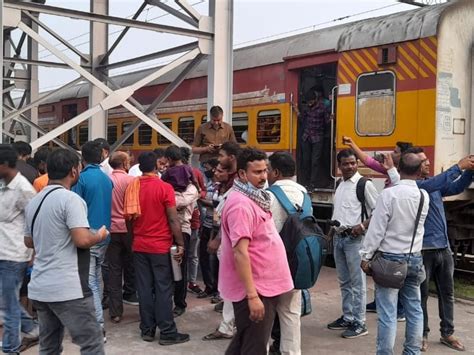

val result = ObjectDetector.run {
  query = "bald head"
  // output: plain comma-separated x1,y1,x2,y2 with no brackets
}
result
399,152,422,178
109,151,130,171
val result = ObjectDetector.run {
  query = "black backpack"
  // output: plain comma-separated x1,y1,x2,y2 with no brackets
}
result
268,185,328,289
336,177,370,222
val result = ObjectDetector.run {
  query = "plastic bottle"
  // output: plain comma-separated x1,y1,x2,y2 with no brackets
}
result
170,245,182,282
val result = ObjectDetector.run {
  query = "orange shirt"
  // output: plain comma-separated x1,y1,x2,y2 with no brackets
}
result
33,174,49,192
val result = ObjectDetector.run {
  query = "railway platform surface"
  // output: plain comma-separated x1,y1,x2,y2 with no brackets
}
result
21,266,474,355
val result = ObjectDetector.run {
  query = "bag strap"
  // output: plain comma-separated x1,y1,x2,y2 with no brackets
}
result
268,185,297,215
356,177,369,222
408,190,425,258
31,187,63,238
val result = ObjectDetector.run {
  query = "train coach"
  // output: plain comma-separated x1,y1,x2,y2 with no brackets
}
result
29,0,473,255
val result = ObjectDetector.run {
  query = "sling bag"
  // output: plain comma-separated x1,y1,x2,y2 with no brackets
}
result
30,187,62,238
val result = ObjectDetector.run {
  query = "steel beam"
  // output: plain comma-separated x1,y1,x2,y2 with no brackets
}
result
3,56,77,69
99,2,147,65
102,41,198,70
147,0,199,27
5,1,213,39
207,0,233,123
175,0,201,23
89,0,108,140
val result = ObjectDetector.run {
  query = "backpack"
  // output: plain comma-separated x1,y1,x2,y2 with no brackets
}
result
268,185,328,289
335,177,370,222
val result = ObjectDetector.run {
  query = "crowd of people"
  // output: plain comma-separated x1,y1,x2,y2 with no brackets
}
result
0,104,473,355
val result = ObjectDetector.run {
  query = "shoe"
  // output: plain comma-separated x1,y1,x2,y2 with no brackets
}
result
173,307,186,317
421,337,428,352
197,290,211,299
141,334,155,342
366,301,377,313
123,293,139,306
397,316,406,322
210,295,223,304
188,282,203,295
327,316,352,330
269,342,281,355
440,335,465,351
111,316,122,324
101,295,109,310
202,330,233,341
214,301,224,313
159,332,190,346
22,326,39,339
341,322,368,339
102,328,107,344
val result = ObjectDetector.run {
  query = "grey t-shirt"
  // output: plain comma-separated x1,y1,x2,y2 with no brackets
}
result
25,185,91,302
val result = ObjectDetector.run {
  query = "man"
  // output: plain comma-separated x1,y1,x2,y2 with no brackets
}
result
267,151,308,355
123,151,189,345
32,147,51,192
327,149,378,338
107,151,137,324
129,148,167,177
72,140,113,340
12,141,38,184
24,148,108,355
219,147,293,354
218,141,240,191
297,88,330,190
0,144,38,355
94,138,113,176
192,105,237,164
413,149,474,352
360,152,430,355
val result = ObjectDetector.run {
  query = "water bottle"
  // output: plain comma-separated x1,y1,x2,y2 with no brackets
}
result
170,245,182,282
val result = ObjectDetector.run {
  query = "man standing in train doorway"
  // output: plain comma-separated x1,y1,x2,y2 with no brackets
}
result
297,87,331,191
192,106,237,166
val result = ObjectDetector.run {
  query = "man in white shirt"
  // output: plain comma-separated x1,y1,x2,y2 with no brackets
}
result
0,144,38,354
94,138,113,176
267,152,308,355
360,152,429,355
328,149,378,339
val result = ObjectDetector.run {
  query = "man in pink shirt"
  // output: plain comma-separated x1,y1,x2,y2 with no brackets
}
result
106,151,136,323
219,147,293,355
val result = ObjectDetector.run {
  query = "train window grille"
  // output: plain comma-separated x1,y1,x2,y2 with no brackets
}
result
157,119,172,145
355,71,396,136
138,125,152,146
122,122,134,145
232,112,249,144
78,126,88,147
107,125,117,145
178,116,195,144
257,110,281,144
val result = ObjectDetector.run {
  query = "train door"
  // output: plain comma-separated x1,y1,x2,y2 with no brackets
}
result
61,103,78,149
296,63,337,191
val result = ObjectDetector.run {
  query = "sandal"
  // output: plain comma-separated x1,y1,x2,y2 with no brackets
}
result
440,335,465,351
421,337,428,352
202,330,233,341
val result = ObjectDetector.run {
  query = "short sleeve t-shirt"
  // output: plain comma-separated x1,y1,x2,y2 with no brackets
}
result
218,191,294,302
132,176,176,254
25,185,91,302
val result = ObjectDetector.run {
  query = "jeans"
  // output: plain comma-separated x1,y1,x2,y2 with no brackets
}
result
174,232,190,309
187,229,200,283
421,248,455,338
0,260,36,354
134,252,177,337
375,253,426,355
106,232,136,318
333,235,366,325
199,226,219,294
89,243,108,328
33,297,104,355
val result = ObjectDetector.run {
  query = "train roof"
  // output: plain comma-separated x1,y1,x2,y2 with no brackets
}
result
38,2,450,105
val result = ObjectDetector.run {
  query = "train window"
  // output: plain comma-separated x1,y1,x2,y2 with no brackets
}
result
356,71,396,136
78,126,88,146
232,112,249,144
107,125,117,145
122,122,134,145
178,116,195,144
257,110,281,144
138,125,152,146
157,118,172,145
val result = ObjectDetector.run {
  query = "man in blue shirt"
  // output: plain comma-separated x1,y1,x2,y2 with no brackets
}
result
413,148,474,352
72,140,113,342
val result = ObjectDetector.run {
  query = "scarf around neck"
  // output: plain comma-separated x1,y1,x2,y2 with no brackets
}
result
233,179,271,212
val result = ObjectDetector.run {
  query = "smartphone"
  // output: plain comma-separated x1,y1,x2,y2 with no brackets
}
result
373,152,385,163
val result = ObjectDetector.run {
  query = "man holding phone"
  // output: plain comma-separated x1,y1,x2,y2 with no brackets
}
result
192,106,237,165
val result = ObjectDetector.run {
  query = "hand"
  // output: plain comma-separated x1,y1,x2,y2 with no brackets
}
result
207,237,221,254
173,245,185,264
342,136,354,147
351,224,365,237
248,296,265,322
96,226,109,242
458,155,474,170
206,145,215,153
382,153,394,170
360,260,372,275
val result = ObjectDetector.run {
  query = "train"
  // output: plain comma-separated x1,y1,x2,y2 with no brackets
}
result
14,0,474,255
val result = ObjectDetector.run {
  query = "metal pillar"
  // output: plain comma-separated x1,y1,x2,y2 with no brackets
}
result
89,0,108,140
207,0,234,123
27,15,39,140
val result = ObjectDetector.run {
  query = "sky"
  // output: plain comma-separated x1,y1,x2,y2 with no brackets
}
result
8,0,444,94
